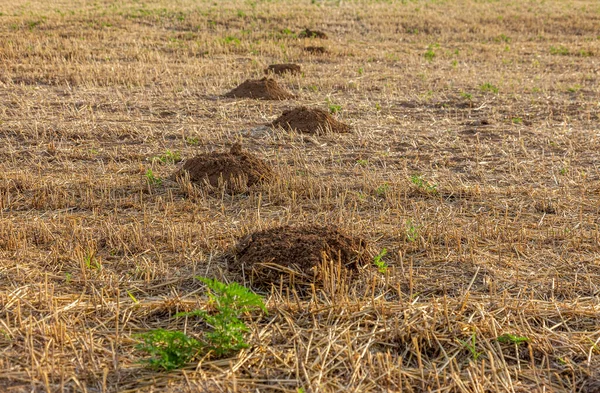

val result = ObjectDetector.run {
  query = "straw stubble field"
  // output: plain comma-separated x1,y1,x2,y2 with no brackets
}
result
1,0,600,391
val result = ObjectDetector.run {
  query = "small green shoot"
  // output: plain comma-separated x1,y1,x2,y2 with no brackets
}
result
223,36,241,45
356,159,369,167
375,102,381,111
480,83,499,94
373,248,388,273
494,34,511,43
410,174,437,193
424,43,439,62
186,136,199,146
406,220,419,242
458,332,483,361
559,166,568,175
460,91,472,100
424,48,435,61
280,28,295,36
326,98,342,114
84,252,100,270
375,183,389,197
549,45,569,56
145,169,162,186
512,117,523,124
153,150,181,164
496,334,530,345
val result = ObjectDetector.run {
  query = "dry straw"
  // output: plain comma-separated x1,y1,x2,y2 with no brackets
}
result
0,0,599,392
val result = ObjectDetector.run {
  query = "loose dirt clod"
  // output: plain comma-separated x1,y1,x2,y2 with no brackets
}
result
224,77,295,100
304,46,327,54
298,28,328,39
264,63,302,76
232,224,369,287
271,106,349,134
174,143,273,192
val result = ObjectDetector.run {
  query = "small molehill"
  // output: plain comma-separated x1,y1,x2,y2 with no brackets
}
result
174,144,273,192
271,106,349,135
265,63,302,76
304,46,327,54
224,77,295,100
232,224,369,287
298,29,328,39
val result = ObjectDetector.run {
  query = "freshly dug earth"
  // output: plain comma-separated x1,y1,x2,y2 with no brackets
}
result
298,28,328,39
264,63,302,76
232,224,370,287
271,106,350,134
304,46,327,54
224,77,295,100
174,143,273,192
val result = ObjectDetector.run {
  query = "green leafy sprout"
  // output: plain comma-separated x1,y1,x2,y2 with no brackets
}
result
136,278,267,369
326,98,342,114
496,334,530,345
460,91,472,100
549,45,569,56
458,332,483,361
223,36,241,45
406,220,419,242
145,169,162,186
84,251,100,270
424,43,439,61
480,82,499,94
373,248,388,273
177,277,267,357
186,136,199,146
135,329,201,371
153,150,181,164
410,174,437,194
375,182,390,197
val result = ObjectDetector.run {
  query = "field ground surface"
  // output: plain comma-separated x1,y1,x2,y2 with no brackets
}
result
1,0,600,391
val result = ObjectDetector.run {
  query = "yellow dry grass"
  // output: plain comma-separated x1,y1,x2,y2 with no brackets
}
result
1,0,600,391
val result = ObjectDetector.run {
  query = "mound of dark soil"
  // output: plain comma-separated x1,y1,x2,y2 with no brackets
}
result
298,29,328,39
174,144,273,192
232,224,370,287
271,106,349,135
265,63,302,76
224,77,294,100
304,46,327,54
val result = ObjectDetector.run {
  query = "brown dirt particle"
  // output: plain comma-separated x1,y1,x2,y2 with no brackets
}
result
224,77,295,100
271,106,349,135
264,63,302,76
298,29,328,39
173,143,273,192
232,224,370,287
